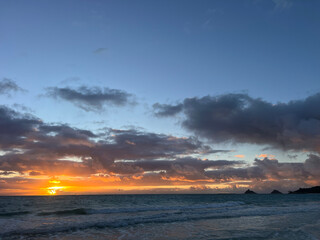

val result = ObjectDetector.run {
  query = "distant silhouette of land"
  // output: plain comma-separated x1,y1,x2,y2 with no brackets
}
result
244,189,257,194
270,190,282,194
288,186,320,194
243,186,320,194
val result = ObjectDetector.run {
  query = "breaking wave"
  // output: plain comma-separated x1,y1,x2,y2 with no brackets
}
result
36,201,245,216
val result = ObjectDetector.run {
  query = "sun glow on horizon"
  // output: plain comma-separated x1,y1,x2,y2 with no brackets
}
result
46,186,66,195
46,179,66,195
47,188,57,195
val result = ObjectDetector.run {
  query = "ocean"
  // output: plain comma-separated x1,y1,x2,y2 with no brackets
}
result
0,194,319,240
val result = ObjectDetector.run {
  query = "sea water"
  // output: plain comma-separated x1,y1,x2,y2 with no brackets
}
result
0,194,319,239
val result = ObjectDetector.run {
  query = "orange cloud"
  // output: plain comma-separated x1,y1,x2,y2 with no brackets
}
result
234,155,245,158
257,154,276,159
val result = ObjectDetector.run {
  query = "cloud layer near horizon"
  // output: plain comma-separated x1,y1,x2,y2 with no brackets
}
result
1,86,320,194
0,100,319,194
154,93,320,153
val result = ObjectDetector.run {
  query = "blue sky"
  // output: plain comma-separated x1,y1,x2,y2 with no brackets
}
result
2,0,319,102
0,0,320,193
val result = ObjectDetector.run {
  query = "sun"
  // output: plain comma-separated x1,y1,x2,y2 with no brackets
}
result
46,179,65,195
47,186,65,195
48,188,57,195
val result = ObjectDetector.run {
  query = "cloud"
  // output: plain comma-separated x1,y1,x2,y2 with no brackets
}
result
46,86,135,111
93,48,107,54
304,154,320,177
189,185,212,191
112,157,242,177
256,154,276,159
0,105,222,178
92,129,221,171
0,106,41,148
0,171,16,176
0,104,318,194
0,78,25,96
153,103,183,117
153,93,320,153
204,155,320,192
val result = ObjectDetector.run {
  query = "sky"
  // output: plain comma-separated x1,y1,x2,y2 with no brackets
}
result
0,0,320,195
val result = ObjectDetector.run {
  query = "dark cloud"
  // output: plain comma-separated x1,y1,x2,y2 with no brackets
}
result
1,104,318,193
153,103,183,117
46,86,134,111
304,154,320,177
40,124,97,139
0,78,24,95
90,129,219,172
28,171,43,176
205,156,320,184
111,157,242,176
0,171,16,176
0,105,221,177
0,106,41,148
154,93,320,153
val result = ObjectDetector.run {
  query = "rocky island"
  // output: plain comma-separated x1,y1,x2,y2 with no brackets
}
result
244,189,257,194
288,186,320,194
270,190,282,194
